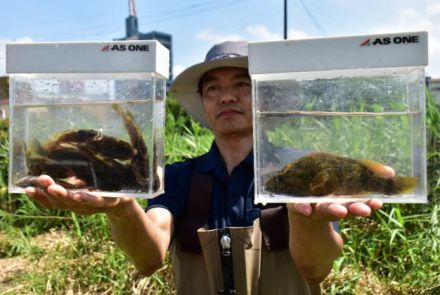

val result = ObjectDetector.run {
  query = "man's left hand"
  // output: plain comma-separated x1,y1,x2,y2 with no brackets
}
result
287,199,383,222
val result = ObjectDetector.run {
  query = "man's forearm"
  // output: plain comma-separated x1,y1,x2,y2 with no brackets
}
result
288,211,343,284
106,200,169,276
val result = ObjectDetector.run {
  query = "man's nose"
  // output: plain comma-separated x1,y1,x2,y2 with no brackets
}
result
219,88,238,103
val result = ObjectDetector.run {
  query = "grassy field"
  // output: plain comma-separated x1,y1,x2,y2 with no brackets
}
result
0,94,439,295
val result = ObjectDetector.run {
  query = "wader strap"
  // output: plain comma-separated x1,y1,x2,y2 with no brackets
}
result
181,171,288,253
218,228,236,294
180,172,214,253
260,205,288,251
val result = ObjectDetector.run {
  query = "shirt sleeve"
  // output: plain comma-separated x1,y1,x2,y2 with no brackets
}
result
146,160,192,226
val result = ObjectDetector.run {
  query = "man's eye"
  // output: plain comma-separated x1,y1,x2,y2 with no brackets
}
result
237,81,251,87
206,85,217,92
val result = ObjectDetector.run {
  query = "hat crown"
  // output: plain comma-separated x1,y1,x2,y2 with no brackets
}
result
205,41,248,62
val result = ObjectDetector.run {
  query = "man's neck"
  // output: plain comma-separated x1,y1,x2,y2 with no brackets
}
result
214,132,253,175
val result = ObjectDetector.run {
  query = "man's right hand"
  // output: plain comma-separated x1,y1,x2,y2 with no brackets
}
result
24,174,135,217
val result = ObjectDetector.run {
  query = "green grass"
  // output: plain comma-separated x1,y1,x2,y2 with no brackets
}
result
0,92,439,294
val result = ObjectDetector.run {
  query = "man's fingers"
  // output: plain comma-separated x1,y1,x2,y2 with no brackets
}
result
366,199,383,211
42,184,112,213
344,200,383,217
288,199,384,222
289,203,313,216
372,165,395,178
37,174,56,187
346,202,371,217
24,186,37,197
25,187,54,208
24,178,122,215
315,203,348,220
380,165,395,178
289,203,349,220
46,184,71,199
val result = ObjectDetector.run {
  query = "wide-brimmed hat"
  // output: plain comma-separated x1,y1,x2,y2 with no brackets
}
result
169,40,248,127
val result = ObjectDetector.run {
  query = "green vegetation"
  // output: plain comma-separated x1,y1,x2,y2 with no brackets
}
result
0,93,439,294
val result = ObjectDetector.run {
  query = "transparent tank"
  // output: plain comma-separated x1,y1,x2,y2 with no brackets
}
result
7,41,169,198
249,32,428,204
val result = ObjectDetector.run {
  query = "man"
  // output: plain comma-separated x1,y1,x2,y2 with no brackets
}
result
25,41,389,294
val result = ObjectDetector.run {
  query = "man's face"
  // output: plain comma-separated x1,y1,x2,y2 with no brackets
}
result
200,67,252,136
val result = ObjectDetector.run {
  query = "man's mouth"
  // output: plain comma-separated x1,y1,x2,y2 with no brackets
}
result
217,109,243,118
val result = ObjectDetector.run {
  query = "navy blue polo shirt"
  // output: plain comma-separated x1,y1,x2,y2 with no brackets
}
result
147,142,259,229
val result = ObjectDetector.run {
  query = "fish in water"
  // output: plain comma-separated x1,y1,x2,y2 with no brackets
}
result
112,104,150,188
265,152,417,196
15,175,85,190
43,129,136,160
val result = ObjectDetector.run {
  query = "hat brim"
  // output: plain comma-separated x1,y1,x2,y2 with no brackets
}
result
169,56,248,128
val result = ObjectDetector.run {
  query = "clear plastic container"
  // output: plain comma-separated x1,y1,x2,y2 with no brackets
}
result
7,41,169,198
249,32,428,204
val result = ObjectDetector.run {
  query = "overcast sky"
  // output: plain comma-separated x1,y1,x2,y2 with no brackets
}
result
0,0,439,78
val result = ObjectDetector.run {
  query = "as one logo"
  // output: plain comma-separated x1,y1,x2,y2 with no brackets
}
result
360,35,419,47
101,44,110,51
101,44,150,52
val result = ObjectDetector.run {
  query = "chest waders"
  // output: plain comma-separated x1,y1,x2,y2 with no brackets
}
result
170,172,321,295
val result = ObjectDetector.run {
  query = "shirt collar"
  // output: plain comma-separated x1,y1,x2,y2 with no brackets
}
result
195,141,253,173
243,148,254,165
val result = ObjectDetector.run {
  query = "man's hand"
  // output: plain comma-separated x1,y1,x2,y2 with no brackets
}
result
24,174,135,217
287,199,383,222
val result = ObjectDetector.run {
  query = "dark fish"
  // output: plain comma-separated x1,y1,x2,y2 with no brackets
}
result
265,152,417,196
44,129,135,160
51,129,100,143
26,140,136,191
27,156,75,178
112,104,149,188
15,175,84,189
